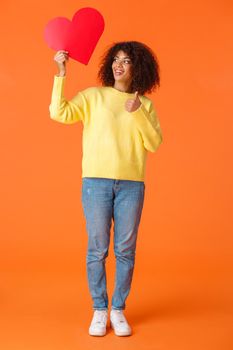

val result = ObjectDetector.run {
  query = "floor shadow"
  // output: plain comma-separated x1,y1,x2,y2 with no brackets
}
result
127,293,220,326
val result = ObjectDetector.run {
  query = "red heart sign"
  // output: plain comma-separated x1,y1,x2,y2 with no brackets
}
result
44,7,105,65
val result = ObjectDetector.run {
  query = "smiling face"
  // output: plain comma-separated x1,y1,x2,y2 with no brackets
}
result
112,50,133,86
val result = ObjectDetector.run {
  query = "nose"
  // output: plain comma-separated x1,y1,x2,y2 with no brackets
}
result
115,60,123,68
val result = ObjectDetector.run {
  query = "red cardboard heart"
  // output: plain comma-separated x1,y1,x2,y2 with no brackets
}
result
44,7,105,65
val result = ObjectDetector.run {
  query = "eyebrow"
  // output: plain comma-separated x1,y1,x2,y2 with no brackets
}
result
114,55,131,59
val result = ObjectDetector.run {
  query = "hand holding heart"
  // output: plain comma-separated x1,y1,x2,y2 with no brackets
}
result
54,50,70,75
125,91,141,112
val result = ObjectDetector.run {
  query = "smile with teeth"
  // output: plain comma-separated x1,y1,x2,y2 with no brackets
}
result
115,70,124,75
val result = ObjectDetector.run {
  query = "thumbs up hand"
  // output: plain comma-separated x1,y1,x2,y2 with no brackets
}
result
125,91,142,112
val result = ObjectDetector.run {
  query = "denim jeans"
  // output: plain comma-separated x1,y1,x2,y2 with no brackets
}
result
81,177,145,311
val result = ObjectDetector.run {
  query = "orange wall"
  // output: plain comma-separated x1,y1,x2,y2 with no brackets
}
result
0,1,232,349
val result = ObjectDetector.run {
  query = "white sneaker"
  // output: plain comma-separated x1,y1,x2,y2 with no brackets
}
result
89,310,108,336
110,309,132,336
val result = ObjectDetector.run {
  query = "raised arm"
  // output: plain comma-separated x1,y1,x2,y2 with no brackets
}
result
49,50,87,124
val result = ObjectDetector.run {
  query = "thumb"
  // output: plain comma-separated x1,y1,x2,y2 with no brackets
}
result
134,91,139,100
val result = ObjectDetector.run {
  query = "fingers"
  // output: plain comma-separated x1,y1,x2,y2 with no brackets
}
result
125,99,133,112
125,92,141,112
125,99,136,111
55,51,69,60
57,50,69,54
54,50,69,63
56,50,69,56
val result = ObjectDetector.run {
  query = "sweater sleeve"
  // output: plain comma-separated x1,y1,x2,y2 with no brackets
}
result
49,75,88,124
130,99,163,152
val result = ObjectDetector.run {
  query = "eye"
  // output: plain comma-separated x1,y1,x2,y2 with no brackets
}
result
124,59,131,64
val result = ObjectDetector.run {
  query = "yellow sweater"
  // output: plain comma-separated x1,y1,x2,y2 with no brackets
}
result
49,75,163,181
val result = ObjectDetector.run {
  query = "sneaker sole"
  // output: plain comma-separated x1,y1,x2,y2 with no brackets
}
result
110,321,132,336
89,330,107,336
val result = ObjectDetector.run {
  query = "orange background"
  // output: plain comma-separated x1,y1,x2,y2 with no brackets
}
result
1,0,233,349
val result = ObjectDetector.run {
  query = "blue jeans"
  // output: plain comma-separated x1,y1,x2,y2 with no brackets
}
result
81,177,145,311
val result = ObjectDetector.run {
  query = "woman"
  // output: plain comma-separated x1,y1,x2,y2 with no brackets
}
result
49,41,163,337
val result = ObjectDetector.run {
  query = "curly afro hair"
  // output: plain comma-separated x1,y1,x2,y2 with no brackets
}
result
97,41,160,95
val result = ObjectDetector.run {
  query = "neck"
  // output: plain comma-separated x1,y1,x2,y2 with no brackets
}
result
113,81,131,93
